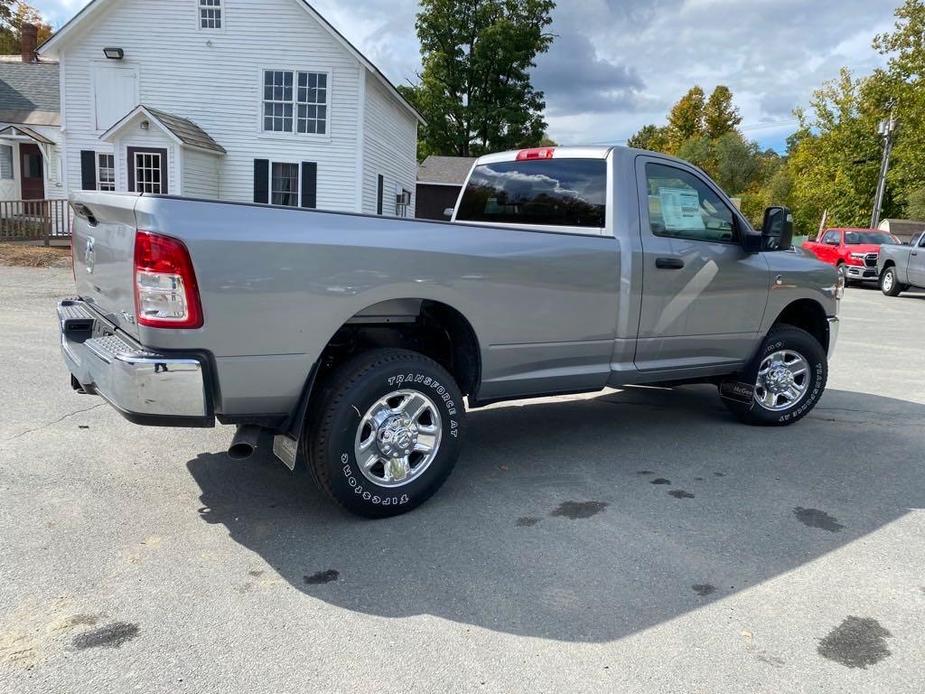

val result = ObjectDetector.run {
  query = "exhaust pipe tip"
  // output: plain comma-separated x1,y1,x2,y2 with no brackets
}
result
227,441,256,460
228,425,263,461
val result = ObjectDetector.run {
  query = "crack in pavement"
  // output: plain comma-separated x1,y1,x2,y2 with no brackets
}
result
2,404,106,444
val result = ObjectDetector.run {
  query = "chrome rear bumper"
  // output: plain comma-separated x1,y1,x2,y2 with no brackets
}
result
58,299,213,427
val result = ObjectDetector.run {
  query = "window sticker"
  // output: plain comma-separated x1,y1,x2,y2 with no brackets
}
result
658,187,705,231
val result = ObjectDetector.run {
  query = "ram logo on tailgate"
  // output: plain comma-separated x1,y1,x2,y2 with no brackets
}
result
84,236,95,274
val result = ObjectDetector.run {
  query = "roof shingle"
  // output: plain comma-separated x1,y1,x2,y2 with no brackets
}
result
142,106,226,154
0,59,60,126
417,156,478,186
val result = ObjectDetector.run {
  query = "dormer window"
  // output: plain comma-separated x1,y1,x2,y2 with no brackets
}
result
199,0,222,29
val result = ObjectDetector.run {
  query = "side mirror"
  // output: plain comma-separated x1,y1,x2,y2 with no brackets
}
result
761,206,794,251
443,207,455,219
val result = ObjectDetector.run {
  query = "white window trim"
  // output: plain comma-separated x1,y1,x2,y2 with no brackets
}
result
256,66,333,141
96,152,116,191
264,159,306,208
196,0,225,32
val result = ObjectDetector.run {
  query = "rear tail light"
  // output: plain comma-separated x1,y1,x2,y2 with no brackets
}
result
133,230,203,329
516,147,556,161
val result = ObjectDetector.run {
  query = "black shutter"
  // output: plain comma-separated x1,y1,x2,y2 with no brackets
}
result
377,175,384,215
80,151,96,191
301,162,317,209
254,159,269,203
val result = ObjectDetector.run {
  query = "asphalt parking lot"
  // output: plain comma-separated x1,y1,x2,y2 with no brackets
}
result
1,265,924,693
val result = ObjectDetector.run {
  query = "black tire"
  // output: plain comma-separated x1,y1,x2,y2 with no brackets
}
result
720,326,827,426
304,348,465,518
880,266,903,297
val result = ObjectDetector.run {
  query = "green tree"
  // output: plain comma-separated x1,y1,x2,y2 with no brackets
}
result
667,85,706,151
399,0,555,158
0,1,53,55
704,85,742,139
871,0,925,213
907,187,925,219
786,69,884,230
626,123,670,152
713,132,760,194
675,135,713,172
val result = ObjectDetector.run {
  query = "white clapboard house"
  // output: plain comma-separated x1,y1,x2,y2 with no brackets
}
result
38,0,421,216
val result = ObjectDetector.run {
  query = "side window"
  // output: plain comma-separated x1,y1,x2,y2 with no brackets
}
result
823,231,841,245
0,145,12,179
918,233,925,248
456,158,607,229
645,163,736,243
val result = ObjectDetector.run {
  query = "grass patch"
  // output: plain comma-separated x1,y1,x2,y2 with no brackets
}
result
0,242,72,268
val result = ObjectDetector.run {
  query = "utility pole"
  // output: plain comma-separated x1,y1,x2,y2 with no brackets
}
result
870,101,898,229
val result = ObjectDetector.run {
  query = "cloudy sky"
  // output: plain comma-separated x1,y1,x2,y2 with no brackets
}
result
35,0,900,151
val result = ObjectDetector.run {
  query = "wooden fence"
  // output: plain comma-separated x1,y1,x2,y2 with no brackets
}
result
0,199,72,245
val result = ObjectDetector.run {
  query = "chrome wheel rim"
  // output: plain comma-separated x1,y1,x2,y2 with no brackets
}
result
353,389,442,488
883,270,894,292
754,349,811,412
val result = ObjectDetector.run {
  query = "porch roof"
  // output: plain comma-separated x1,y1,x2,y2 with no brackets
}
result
100,105,226,155
0,124,55,145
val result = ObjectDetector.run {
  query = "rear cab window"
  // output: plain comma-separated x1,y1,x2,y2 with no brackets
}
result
455,156,607,233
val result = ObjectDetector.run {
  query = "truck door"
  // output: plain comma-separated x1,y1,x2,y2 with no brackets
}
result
633,156,770,372
821,229,842,264
909,232,925,286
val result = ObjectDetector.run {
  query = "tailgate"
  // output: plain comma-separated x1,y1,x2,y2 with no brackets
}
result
71,192,142,339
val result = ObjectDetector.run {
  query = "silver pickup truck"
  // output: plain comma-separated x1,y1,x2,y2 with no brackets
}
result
60,146,841,517
878,230,925,296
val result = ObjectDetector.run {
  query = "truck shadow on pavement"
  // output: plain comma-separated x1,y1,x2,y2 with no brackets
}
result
186,385,925,643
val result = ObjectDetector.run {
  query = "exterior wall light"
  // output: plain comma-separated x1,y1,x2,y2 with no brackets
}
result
103,47,124,60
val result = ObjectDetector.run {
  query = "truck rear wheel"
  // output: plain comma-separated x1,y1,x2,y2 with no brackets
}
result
720,326,827,426
305,349,465,518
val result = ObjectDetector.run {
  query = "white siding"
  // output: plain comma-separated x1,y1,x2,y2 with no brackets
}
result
183,148,221,198
362,73,418,217
55,0,393,211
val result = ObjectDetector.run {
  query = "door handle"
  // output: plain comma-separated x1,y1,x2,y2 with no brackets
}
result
655,257,685,270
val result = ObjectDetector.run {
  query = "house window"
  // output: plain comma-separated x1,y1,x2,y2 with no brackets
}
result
132,151,167,195
97,153,115,191
297,72,327,134
199,0,222,29
0,145,12,179
271,162,300,206
396,188,412,217
263,70,328,135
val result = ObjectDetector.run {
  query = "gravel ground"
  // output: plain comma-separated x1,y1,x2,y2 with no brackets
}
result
1,267,924,693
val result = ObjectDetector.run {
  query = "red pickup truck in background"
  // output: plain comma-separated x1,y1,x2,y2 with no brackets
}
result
803,228,901,283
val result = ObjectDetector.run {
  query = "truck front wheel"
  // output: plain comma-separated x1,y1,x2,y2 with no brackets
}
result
304,349,465,518
880,266,904,296
721,326,827,426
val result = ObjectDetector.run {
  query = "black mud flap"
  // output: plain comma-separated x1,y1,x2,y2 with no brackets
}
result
719,380,756,408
